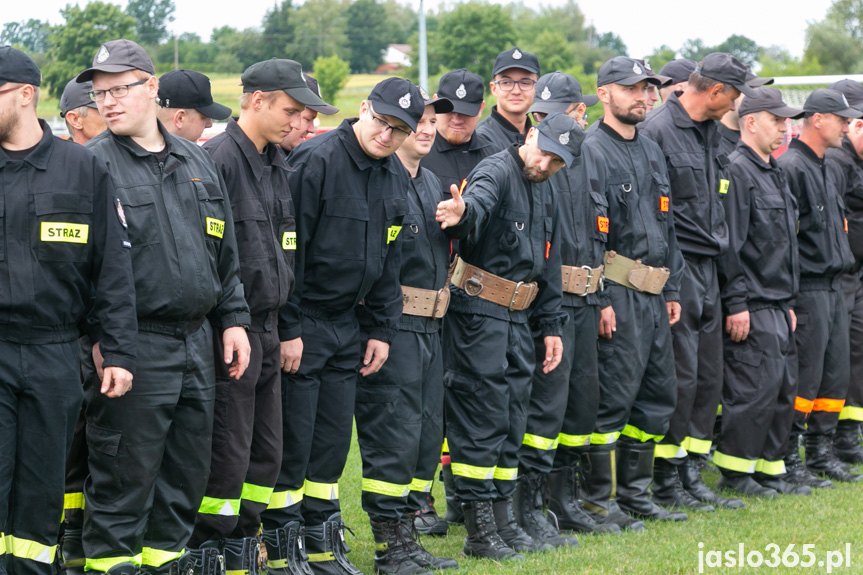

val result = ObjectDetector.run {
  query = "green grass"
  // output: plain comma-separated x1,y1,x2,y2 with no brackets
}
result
337,431,863,574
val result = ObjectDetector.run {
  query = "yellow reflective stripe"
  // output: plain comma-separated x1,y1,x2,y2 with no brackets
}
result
9,536,56,564
451,462,495,480
442,438,449,453
522,433,559,451
409,478,432,493
361,478,410,498
621,425,663,443
64,492,85,511
40,222,89,244
713,451,757,474
267,487,304,509
268,559,289,569
86,554,143,571
198,496,240,516
241,482,274,505
307,552,335,562
558,433,590,447
0,533,7,556
716,404,723,415
493,467,518,481
226,570,248,575
654,443,687,459
304,480,339,501
141,548,184,567
682,436,711,455
839,405,863,421
589,431,620,445
755,459,786,476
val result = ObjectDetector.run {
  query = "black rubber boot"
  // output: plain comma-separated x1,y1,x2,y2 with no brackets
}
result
369,520,430,575
512,474,578,548
615,440,687,523
174,547,225,575
262,522,312,575
546,464,620,535
717,471,777,498
305,513,363,575
399,515,458,571
491,498,552,553
462,500,523,561
833,421,863,464
412,492,448,536
651,458,715,512
440,462,463,525
223,538,260,575
804,434,863,482
109,563,141,575
60,527,86,575
784,434,834,489
580,444,644,532
753,472,812,496
678,456,744,509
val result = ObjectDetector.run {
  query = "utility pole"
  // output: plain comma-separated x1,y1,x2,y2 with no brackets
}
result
419,0,428,90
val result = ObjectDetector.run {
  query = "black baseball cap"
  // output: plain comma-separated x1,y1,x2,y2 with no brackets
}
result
368,77,425,131
158,69,231,120
659,59,697,85
803,88,863,118
597,57,663,87
0,46,41,87
77,39,155,82
746,69,774,87
493,47,540,77
639,59,672,87
738,87,803,119
303,74,339,115
536,112,583,168
59,78,97,116
828,79,863,111
437,69,484,116
529,72,585,114
418,85,453,114
695,53,760,97
241,59,326,108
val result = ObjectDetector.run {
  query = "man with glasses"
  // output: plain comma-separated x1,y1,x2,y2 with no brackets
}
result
261,77,424,575
75,39,252,575
475,47,540,153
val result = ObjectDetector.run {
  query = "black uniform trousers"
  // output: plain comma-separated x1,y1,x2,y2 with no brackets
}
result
262,309,360,530
189,313,282,546
443,312,533,502
595,286,677,444
793,282,850,435
519,305,600,473
356,321,444,522
0,340,81,575
715,307,797,476
841,271,863,423
658,256,723,462
83,322,215,574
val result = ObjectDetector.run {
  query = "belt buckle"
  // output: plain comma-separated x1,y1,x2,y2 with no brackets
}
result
579,265,593,297
509,281,525,311
464,276,484,296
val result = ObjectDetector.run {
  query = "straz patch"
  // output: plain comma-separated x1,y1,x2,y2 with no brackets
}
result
719,179,730,195
41,222,89,243
206,217,225,239
660,196,670,212
387,225,402,244
597,216,609,233
282,231,297,250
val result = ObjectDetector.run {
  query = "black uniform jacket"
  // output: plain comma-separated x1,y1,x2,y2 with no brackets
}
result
420,132,494,199
203,118,295,320
716,122,740,159
583,120,685,307
777,138,855,280
279,119,406,344
827,136,863,262
641,91,730,258
0,121,136,371
718,141,799,315
445,145,566,337
474,106,532,154
87,121,250,331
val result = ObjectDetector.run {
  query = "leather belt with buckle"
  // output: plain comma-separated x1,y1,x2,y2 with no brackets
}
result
602,251,669,295
401,285,450,318
561,264,604,296
449,256,539,311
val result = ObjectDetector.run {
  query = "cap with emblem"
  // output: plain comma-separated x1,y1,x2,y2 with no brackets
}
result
694,52,761,97
535,112,584,168
368,77,425,131
241,59,326,108
0,46,41,87
59,78,97,117
417,85,453,114
76,39,155,83
493,47,540,77
828,79,863,111
597,57,663,87
303,74,339,114
639,59,672,87
659,59,697,85
528,71,594,114
803,88,863,118
158,69,231,120
437,69,484,116
738,87,803,119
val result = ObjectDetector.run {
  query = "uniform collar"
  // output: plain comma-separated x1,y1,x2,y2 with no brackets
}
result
736,139,779,171
789,137,822,164
107,120,190,160
490,105,532,135
0,119,55,170
432,130,493,154
841,135,863,167
339,119,399,175
225,117,289,181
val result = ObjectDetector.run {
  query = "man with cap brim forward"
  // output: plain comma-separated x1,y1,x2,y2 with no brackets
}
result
280,74,339,154
260,77,424,575
640,53,762,513
75,38,252,575
354,88,459,575
513,70,619,543
713,88,809,498
185,58,321,575
60,77,107,144
778,88,862,486
474,47,540,153
0,46,137,575
157,69,231,143
434,113,574,560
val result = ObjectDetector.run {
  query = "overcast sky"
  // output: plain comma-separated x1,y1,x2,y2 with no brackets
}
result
3,0,836,61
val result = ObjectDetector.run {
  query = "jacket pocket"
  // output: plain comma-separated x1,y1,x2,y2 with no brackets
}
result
34,192,94,262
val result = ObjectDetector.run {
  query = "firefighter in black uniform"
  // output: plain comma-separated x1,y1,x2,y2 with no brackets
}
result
354,89,458,575
713,88,809,497
60,78,106,145
261,78,424,575
434,113,577,560
187,59,320,575
658,59,696,106
580,57,686,531
0,46,136,575
641,53,761,512
474,48,540,153
76,39,252,575
778,89,862,485
156,69,232,143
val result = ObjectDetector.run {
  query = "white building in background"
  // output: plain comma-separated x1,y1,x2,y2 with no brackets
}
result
383,44,412,68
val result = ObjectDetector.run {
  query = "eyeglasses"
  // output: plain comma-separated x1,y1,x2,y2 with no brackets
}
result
89,78,148,102
493,79,537,92
370,113,412,137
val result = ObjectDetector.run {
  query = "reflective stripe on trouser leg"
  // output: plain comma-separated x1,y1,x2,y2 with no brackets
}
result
841,272,863,422
64,400,89,530
141,548,185,568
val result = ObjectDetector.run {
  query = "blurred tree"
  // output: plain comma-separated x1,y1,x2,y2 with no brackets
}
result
0,19,51,53
126,0,175,45
436,1,516,83
288,0,349,70
346,0,388,72
715,34,761,67
645,45,677,72
260,0,296,61
313,55,350,105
